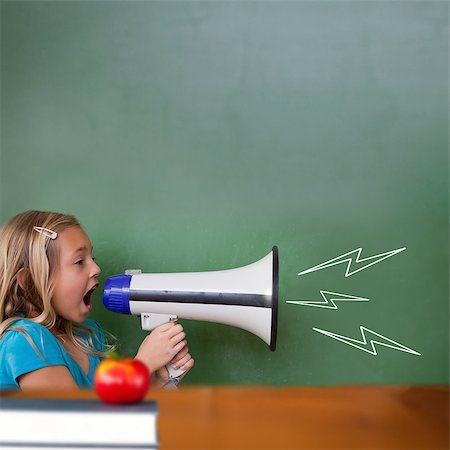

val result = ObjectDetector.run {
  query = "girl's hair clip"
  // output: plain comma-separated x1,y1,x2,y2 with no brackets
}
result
33,226,58,240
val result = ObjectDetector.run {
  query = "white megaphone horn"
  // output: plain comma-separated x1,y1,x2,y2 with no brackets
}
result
103,246,279,383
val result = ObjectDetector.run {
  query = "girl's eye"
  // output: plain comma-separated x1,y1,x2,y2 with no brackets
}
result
75,260,84,265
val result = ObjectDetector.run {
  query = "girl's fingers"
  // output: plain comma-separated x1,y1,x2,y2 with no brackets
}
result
172,347,189,362
182,358,194,371
166,323,184,338
172,353,191,369
178,358,194,377
170,331,186,345
173,339,187,355
155,322,177,333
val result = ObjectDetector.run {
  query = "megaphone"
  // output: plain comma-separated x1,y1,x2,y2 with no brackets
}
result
103,246,279,382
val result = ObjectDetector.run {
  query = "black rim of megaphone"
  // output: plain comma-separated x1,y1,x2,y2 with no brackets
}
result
270,246,279,352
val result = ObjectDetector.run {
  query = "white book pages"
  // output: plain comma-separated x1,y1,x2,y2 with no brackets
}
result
0,398,158,449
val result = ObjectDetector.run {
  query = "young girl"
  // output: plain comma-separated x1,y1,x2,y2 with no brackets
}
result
0,210,194,390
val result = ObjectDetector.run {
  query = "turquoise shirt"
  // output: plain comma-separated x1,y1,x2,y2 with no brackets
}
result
0,319,106,390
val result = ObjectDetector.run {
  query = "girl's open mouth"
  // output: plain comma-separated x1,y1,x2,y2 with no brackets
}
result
83,285,98,308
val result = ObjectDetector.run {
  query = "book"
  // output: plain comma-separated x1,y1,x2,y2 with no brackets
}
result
0,397,158,449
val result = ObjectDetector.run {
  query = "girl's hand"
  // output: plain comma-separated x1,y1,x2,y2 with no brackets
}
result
134,322,186,374
169,345,194,374
152,346,195,388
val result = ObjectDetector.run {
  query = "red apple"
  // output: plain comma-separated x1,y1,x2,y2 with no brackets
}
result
94,357,150,404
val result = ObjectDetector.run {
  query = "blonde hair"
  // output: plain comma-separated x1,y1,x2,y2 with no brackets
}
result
0,210,115,358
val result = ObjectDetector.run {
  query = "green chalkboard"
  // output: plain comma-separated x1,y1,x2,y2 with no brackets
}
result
1,1,448,385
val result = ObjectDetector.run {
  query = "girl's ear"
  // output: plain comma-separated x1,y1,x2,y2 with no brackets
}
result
16,268,28,290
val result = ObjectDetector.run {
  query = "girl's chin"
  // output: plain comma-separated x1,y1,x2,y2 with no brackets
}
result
74,307,92,322
55,309,91,324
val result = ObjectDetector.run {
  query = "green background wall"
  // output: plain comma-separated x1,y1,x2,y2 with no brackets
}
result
1,1,448,385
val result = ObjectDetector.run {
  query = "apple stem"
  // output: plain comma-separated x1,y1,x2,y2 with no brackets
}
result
107,351,120,360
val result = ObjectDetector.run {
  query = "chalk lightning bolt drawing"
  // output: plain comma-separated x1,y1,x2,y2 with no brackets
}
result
298,247,406,277
286,291,369,309
313,325,421,356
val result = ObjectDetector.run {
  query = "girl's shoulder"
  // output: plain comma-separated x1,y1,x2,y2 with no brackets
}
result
0,319,65,372
0,318,108,354
0,320,62,390
1,319,55,342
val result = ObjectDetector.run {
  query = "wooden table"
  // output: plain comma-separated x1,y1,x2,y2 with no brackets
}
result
2,385,448,449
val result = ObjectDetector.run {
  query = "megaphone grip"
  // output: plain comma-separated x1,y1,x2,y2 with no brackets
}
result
167,363,186,384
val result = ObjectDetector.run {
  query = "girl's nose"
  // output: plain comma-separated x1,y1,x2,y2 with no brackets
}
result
91,260,101,277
